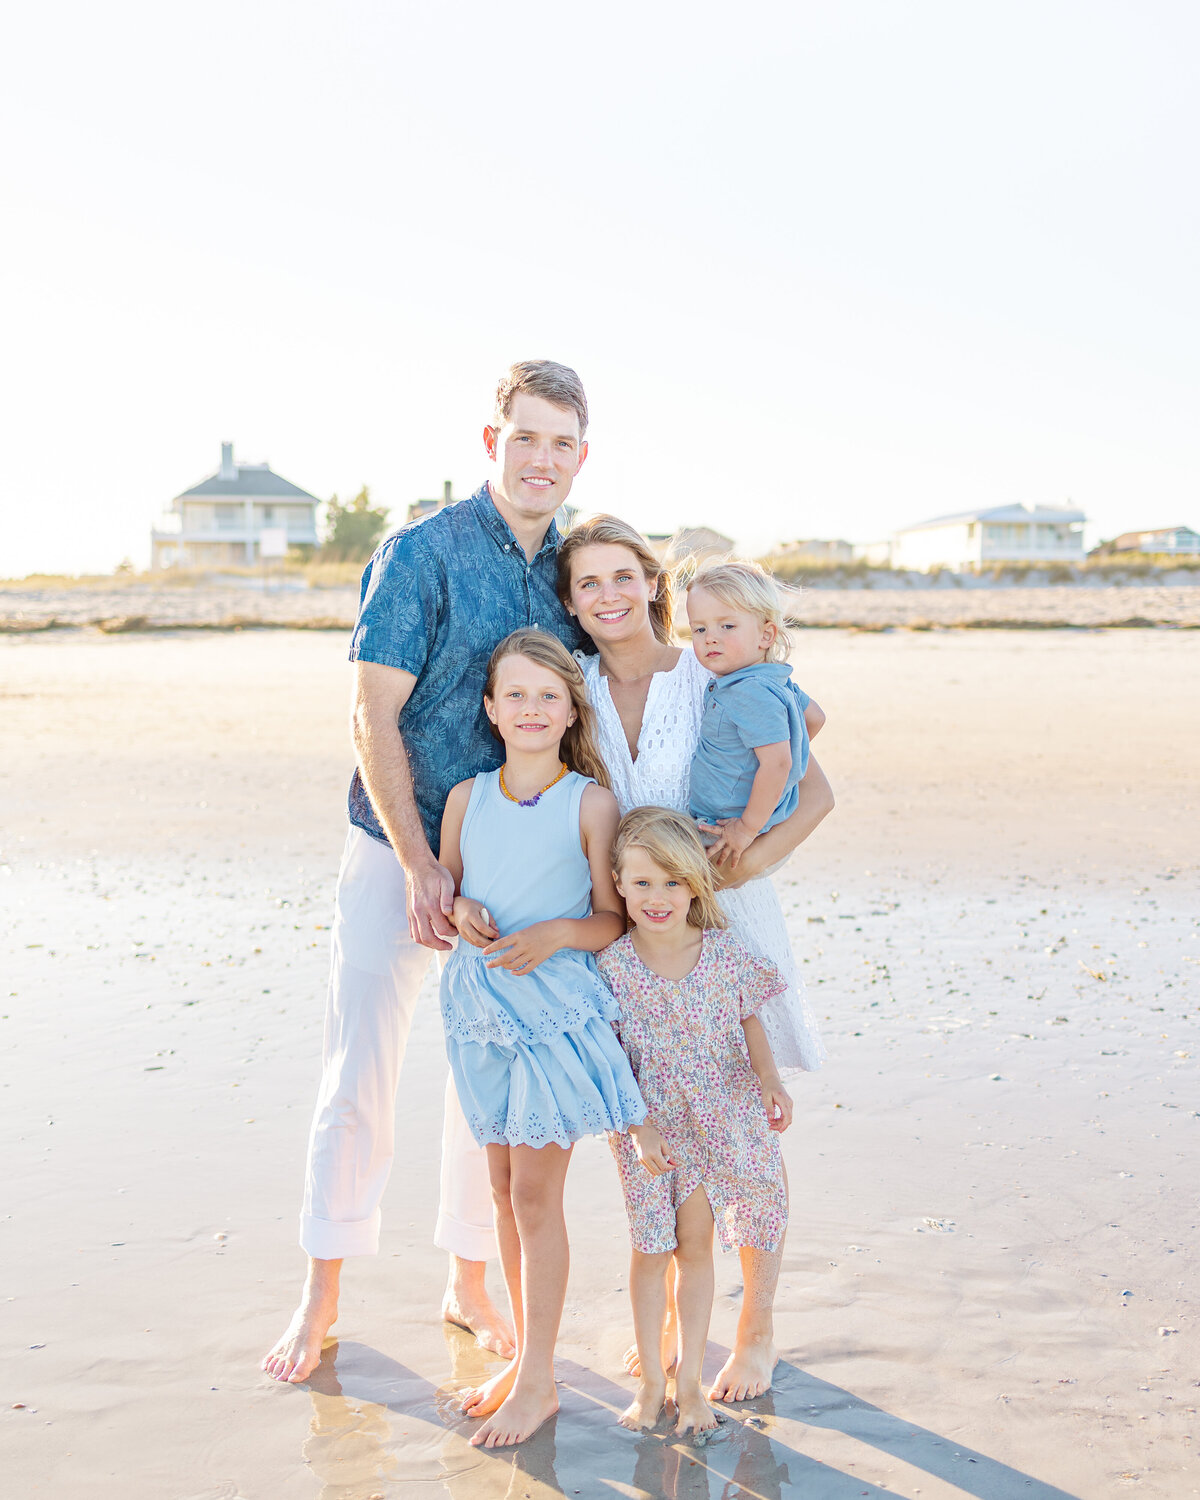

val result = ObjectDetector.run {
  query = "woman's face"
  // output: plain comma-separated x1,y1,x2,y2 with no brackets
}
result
566,543,658,648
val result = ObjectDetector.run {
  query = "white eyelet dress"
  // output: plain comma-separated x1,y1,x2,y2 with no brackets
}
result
580,649,826,1075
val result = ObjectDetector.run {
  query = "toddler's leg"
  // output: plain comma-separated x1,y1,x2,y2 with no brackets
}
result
619,1249,673,1430
673,1188,718,1436
469,1142,572,1448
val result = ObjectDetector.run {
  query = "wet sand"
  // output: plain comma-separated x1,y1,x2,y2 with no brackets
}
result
2,628,1197,1498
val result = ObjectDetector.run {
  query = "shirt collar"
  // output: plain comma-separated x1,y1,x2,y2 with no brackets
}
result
469,482,561,562
714,661,791,690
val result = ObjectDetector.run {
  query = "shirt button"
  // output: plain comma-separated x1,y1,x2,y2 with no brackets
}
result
504,543,511,551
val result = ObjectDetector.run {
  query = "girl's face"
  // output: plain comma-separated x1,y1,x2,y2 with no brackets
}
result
566,543,659,647
485,654,576,752
686,584,775,676
614,847,695,935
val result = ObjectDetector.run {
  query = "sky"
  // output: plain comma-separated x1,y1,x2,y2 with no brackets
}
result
2,0,1197,576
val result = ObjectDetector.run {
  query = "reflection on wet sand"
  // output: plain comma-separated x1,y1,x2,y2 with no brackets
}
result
299,1335,1084,1499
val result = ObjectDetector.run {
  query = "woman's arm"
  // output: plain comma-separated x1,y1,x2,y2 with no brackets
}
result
483,784,625,972
804,697,826,739
713,753,835,889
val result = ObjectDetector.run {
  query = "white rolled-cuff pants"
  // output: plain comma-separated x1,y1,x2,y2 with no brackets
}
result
300,825,495,1262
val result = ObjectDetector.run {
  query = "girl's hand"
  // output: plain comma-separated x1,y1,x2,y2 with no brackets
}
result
452,897,498,949
761,1077,793,1132
705,816,757,869
629,1122,676,1176
483,920,560,976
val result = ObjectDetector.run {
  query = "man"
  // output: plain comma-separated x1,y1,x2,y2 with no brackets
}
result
262,360,589,1383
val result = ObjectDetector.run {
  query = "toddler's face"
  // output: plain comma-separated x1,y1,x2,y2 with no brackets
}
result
686,585,775,676
614,848,695,935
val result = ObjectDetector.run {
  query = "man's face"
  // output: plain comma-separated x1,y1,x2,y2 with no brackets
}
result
484,392,588,524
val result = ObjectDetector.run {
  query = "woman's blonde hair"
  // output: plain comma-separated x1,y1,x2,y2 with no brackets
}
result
557,514,677,646
611,806,728,931
483,629,611,790
687,558,792,662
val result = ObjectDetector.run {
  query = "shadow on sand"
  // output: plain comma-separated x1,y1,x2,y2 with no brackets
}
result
294,1333,1082,1500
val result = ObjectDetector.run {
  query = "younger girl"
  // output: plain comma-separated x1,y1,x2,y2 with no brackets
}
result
439,629,645,1449
596,806,792,1435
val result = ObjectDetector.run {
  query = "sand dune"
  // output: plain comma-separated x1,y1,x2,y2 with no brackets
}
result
2,628,1197,1498
3,578,1200,633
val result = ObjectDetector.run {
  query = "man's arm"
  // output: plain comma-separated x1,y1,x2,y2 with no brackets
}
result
352,659,455,949
713,753,835,890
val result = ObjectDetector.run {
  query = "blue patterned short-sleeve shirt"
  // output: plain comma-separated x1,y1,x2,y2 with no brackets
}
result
347,484,585,851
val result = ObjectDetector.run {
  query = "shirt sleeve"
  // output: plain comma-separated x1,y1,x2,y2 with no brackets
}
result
721,679,792,750
733,943,788,1020
348,530,444,676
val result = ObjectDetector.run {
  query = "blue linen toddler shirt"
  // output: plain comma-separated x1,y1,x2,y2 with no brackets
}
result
688,661,811,833
346,484,585,852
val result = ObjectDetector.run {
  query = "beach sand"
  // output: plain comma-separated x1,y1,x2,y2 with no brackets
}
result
2,627,1197,1498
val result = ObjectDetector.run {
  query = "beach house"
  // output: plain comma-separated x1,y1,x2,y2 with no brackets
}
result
1108,524,1200,557
891,504,1086,572
150,444,321,569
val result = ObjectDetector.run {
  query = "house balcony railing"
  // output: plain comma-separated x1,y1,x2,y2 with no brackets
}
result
151,526,319,545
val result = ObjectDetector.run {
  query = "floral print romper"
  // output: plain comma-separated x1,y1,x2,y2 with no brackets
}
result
596,929,789,1255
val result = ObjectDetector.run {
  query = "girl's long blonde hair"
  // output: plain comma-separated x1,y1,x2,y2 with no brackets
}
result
557,514,677,646
483,629,611,791
612,806,728,931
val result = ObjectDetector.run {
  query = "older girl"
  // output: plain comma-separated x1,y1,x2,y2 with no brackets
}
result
440,628,646,1447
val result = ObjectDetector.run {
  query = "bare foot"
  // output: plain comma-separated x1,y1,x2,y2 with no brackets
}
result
261,1294,338,1384
461,1356,518,1417
618,1377,668,1431
469,1381,559,1448
442,1290,516,1359
707,1337,778,1402
621,1321,678,1378
675,1382,718,1436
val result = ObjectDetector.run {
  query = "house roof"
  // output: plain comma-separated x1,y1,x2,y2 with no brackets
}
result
897,504,1086,534
179,463,319,503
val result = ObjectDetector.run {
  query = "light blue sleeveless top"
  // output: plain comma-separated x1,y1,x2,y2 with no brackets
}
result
458,768,593,931
439,767,647,1148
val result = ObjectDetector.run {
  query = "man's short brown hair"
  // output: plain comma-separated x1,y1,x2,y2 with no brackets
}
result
495,360,589,438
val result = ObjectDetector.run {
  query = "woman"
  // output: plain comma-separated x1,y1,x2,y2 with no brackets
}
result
557,514,835,1402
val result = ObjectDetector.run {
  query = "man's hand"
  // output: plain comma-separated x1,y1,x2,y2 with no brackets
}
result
760,1076,793,1132
483,920,561,976
705,816,757,869
629,1122,676,1176
407,860,457,950
451,897,498,949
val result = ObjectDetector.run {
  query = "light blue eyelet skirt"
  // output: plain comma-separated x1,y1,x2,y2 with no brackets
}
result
441,946,646,1149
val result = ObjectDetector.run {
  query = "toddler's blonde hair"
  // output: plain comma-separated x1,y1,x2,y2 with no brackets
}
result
611,806,728,931
686,558,792,662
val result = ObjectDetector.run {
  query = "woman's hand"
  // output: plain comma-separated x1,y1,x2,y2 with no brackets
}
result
483,919,562,975
629,1122,677,1176
452,896,498,949
760,1076,793,1132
